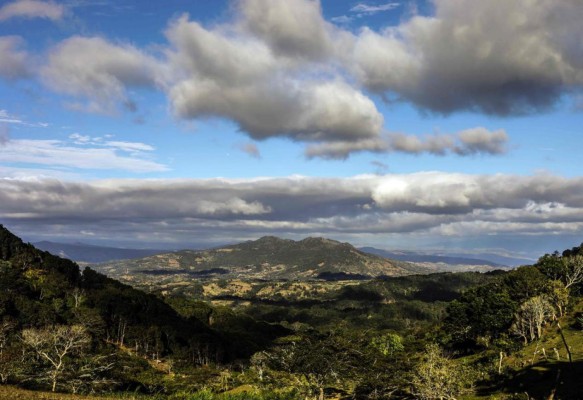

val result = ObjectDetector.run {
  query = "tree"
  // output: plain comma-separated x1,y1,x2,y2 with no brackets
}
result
445,284,516,348
412,343,472,400
370,332,404,357
22,324,90,392
563,255,583,289
537,254,583,290
0,319,22,384
510,296,554,344
546,280,569,317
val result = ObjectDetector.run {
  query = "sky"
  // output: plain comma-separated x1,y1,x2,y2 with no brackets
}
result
1,0,583,260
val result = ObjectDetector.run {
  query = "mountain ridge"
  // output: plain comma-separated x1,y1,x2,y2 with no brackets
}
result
96,235,429,282
33,241,169,263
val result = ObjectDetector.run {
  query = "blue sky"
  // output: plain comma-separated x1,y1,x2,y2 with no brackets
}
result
1,0,583,260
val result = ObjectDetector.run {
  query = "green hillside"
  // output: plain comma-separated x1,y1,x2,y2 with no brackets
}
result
3,224,583,399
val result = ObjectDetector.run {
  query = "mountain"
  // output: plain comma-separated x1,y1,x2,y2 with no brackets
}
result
96,236,429,282
33,241,168,263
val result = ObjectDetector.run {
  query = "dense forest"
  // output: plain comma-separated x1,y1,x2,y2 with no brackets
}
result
1,224,583,399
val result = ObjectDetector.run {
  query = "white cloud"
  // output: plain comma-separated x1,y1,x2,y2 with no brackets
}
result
350,3,400,14
350,0,583,114
454,128,508,155
165,15,383,151
390,127,508,156
26,0,583,158
1,172,582,233
104,141,155,152
238,0,334,60
0,36,30,80
0,0,64,21
0,138,168,172
0,109,48,127
41,36,161,114
305,127,508,159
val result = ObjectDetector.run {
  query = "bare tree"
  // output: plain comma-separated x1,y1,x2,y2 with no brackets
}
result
510,296,554,344
563,255,583,289
22,324,90,392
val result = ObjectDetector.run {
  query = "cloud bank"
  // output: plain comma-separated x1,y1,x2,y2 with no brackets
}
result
2,173,583,251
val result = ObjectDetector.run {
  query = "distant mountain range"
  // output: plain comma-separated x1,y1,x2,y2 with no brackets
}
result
360,247,501,267
359,247,531,267
33,241,166,263
34,238,528,283
95,236,429,282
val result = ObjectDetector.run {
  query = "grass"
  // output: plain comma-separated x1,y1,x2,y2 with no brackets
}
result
0,386,300,400
467,298,583,399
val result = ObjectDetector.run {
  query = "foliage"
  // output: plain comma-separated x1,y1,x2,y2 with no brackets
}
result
370,332,404,357
4,224,583,399
411,343,473,400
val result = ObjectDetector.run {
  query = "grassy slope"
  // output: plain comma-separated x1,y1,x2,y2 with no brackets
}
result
467,298,583,399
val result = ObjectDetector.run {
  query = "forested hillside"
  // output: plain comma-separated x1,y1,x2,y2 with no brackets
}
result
2,224,583,399
0,225,284,394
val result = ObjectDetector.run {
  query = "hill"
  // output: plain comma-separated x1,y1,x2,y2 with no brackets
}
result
0,224,289,394
34,241,169,263
95,236,429,283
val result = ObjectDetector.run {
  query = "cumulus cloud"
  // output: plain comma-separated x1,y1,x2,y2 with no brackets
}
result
351,0,583,115
0,0,64,21
165,14,383,151
41,36,161,113
454,128,508,155
28,0,583,158
0,36,30,80
2,173,583,249
238,0,334,60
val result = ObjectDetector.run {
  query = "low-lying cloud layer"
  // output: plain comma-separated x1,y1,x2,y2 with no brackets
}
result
2,173,583,253
6,0,581,158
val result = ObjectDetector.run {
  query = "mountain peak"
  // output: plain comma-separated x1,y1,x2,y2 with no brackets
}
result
98,235,428,281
